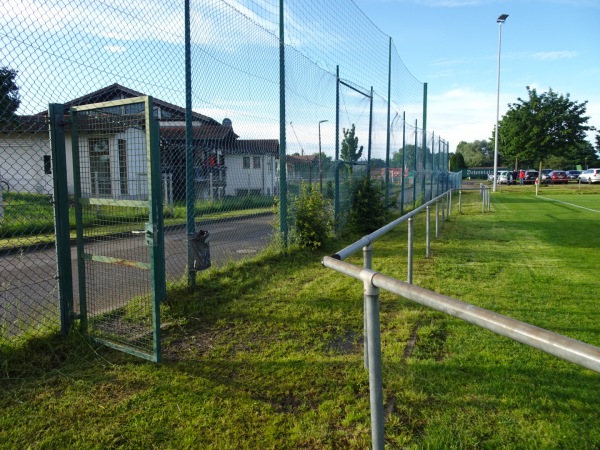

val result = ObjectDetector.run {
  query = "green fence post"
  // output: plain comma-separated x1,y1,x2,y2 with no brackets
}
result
146,96,165,363
431,131,435,200
70,108,87,332
278,0,288,247
48,103,74,335
367,86,373,178
185,0,196,287
385,37,392,206
413,119,417,209
421,82,428,201
334,65,340,234
400,111,406,215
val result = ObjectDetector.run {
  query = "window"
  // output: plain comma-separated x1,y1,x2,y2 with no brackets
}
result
243,156,250,169
43,155,52,174
118,139,128,195
253,156,261,169
88,138,111,196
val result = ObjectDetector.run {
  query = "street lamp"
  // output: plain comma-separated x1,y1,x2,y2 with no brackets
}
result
318,120,328,193
493,13,508,193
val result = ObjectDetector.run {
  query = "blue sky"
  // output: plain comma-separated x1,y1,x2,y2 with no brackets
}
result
352,0,600,152
2,0,597,157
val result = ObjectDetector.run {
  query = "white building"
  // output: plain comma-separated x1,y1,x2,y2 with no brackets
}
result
0,84,280,200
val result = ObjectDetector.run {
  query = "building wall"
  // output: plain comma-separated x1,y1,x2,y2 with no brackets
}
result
225,154,276,196
0,134,53,194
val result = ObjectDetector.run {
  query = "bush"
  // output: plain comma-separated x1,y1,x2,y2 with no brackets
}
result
292,183,333,249
347,176,388,234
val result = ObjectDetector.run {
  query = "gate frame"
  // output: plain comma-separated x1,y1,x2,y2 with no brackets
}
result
65,96,165,362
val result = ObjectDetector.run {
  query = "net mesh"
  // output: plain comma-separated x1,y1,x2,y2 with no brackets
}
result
0,0,451,342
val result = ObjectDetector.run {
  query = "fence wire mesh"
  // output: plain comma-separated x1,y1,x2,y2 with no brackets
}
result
1,0,452,343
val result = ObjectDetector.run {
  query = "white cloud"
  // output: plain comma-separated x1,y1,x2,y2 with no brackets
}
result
427,86,502,151
533,51,577,61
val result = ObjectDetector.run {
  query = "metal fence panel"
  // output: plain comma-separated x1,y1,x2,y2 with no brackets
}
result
1,0,450,342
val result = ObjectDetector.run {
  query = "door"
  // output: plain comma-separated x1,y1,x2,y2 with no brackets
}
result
89,137,112,197
70,96,165,362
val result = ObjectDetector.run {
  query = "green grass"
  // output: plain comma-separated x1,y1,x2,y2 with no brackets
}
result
0,193,274,249
2,189,600,448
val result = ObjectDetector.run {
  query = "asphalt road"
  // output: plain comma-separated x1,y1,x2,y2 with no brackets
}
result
0,214,274,336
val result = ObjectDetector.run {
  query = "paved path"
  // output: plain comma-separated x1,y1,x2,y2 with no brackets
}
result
0,214,274,336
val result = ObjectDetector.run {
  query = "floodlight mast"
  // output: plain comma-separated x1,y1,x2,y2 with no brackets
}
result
493,13,508,192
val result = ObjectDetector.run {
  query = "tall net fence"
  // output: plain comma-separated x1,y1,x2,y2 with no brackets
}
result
1,0,454,341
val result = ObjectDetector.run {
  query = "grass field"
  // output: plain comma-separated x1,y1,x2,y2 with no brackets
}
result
1,188,600,449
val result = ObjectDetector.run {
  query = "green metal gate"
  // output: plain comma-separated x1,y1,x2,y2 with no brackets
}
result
69,96,165,362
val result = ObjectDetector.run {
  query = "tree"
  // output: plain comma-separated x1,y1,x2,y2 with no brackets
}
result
498,87,595,168
449,152,466,172
391,144,417,169
0,67,20,122
340,124,363,167
455,140,493,167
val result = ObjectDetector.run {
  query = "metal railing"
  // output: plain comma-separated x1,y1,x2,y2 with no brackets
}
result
322,188,600,450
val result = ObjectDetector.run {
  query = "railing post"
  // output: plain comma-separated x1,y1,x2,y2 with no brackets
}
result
448,190,452,217
487,187,491,212
362,271,384,450
435,199,440,238
407,217,413,284
425,205,430,258
363,244,372,370
459,190,462,214
441,196,445,229
482,186,485,213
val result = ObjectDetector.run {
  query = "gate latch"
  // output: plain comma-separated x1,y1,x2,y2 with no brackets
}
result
145,222,157,246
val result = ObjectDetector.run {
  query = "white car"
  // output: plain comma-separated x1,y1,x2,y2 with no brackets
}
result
497,171,510,184
579,168,600,184
488,171,509,183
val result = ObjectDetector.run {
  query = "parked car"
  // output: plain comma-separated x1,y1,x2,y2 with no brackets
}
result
565,170,581,181
579,168,600,184
544,170,568,184
540,169,553,181
498,171,510,184
523,170,539,184
579,169,593,183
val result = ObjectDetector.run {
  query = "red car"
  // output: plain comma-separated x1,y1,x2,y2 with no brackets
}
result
544,170,569,184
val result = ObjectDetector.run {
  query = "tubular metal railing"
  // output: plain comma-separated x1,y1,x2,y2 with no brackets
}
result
322,188,600,450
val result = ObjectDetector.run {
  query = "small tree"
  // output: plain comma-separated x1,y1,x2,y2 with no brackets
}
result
293,183,333,249
347,177,387,234
0,67,20,122
391,144,418,171
341,124,363,171
449,152,466,172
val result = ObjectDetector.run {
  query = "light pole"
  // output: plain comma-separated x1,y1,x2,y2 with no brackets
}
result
493,13,508,192
318,120,328,193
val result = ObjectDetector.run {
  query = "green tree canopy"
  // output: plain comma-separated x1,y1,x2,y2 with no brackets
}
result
391,144,417,169
449,152,466,172
498,87,595,168
0,67,20,121
455,140,493,167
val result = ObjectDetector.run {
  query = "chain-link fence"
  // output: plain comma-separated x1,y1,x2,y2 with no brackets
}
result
1,0,454,343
